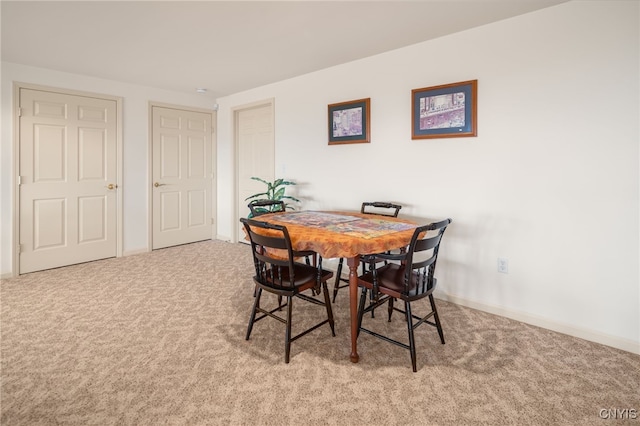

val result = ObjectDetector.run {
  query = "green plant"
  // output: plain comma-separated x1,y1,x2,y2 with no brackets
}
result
245,177,301,217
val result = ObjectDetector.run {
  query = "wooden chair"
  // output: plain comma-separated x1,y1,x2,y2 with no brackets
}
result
240,218,336,363
356,218,452,372
332,202,402,303
248,199,316,266
248,199,285,217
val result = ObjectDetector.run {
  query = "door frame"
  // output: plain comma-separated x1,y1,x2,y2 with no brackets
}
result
147,101,217,251
12,82,123,277
233,98,275,243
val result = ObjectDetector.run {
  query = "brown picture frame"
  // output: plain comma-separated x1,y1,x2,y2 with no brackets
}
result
328,98,370,145
411,80,477,139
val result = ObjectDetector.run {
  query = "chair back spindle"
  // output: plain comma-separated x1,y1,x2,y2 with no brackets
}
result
402,219,450,296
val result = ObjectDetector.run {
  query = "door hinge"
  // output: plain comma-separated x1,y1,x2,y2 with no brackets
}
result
18,244,23,254
17,107,22,117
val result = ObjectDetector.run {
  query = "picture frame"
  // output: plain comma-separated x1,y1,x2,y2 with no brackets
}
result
411,80,477,139
328,98,370,145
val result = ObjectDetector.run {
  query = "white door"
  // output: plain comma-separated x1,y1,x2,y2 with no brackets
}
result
19,88,118,274
236,102,275,240
152,106,213,250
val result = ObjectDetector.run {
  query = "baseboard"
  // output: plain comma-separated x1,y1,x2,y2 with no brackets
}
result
122,248,148,257
1,272,14,280
437,290,640,355
216,234,232,242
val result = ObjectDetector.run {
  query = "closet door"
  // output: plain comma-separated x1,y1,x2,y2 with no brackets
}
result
19,88,118,273
151,106,213,249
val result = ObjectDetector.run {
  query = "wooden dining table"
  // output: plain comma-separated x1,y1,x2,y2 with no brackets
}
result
255,210,419,363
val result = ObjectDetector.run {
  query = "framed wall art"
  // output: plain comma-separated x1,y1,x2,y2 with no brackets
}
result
411,80,477,139
328,98,370,145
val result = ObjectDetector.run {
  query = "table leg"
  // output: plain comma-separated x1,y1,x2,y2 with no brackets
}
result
347,255,360,363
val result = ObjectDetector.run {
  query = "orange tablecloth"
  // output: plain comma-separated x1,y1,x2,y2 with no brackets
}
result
256,210,418,258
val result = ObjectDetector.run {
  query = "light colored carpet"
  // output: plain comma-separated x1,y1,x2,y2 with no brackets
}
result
1,240,638,425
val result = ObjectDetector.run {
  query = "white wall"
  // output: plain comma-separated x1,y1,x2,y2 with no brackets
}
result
0,64,216,275
216,1,639,353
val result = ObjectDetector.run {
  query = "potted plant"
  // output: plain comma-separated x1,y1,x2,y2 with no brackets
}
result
245,177,301,217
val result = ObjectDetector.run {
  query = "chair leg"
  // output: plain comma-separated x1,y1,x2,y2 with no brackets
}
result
387,297,394,321
361,259,378,318
332,258,344,303
360,259,367,275
246,287,262,340
357,287,368,337
285,295,293,363
321,281,336,336
429,294,445,344
405,300,418,372
370,290,376,318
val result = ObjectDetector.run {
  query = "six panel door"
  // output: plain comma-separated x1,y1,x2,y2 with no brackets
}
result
19,88,118,273
151,106,213,249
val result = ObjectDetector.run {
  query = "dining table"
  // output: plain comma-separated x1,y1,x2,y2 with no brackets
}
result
254,210,419,363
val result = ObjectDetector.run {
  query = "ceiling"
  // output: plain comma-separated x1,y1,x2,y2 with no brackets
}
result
2,1,567,99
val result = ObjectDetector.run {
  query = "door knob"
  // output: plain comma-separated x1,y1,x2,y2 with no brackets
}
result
154,182,166,187
106,183,117,190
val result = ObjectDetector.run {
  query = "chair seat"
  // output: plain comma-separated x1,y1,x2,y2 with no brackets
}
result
258,263,333,293
359,263,436,299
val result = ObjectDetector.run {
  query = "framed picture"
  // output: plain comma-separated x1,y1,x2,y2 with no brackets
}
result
411,80,477,139
328,98,370,145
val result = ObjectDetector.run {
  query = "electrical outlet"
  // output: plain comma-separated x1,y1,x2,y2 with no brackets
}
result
497,257,509,274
